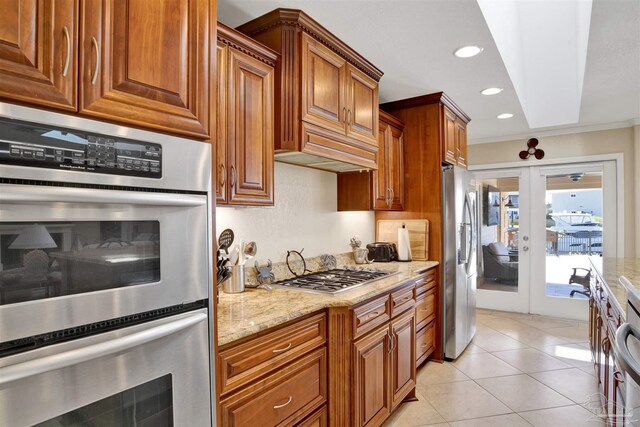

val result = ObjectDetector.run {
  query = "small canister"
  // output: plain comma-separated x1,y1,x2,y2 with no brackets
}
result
222,265,245,293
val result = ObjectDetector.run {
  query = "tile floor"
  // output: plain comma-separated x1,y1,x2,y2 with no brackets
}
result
383,308,606,427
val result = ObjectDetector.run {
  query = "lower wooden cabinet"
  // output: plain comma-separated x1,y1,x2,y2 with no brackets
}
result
353,322,392,427
589,262,626,426
415,267,439,367
217,312,327,427
390,309,417,408
219,348,327,426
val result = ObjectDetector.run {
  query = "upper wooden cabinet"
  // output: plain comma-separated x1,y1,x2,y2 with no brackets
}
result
0,0,78,110
216,23,276,206
337,110,405,211
237,9,383,172
80,0,210,138
0,0,211,139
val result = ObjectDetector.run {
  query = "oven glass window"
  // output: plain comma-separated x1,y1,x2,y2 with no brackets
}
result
36,374,173,426
0,221,160,305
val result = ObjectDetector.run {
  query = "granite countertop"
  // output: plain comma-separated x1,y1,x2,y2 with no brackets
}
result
217,260,438,347
590,257,640,319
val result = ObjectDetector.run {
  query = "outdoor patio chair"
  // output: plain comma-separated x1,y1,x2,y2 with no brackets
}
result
569,267,591,298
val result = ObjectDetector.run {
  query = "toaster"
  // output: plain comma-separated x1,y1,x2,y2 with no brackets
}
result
366,242,398,262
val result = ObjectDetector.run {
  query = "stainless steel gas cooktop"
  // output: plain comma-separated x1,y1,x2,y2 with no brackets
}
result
271,267,398,294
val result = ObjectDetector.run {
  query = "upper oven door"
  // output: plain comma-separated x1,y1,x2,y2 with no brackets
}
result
0,184,209,342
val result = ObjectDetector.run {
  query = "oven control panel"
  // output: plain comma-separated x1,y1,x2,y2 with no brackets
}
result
0,118,162,178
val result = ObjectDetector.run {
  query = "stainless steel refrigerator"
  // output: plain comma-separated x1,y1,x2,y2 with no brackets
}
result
442,165,478,359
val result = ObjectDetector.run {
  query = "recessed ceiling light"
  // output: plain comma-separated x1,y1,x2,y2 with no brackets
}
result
481,87,503,96
453,45,484,58
497,113,514,119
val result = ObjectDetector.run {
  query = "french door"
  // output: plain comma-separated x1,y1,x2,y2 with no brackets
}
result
473,160,619,320
474,168,531,314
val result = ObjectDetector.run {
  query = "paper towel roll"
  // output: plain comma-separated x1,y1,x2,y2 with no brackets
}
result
397,224,412,261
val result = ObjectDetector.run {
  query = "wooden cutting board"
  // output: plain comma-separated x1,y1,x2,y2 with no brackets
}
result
376,220,429,261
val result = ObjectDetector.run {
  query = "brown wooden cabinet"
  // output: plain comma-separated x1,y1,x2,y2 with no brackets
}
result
0,0,78,111
328,279,417,426
337,110,405,211
415,267,438,367
589,262,626,427
216,23,276,206
0,0,212,139
237,9,383,172
217,312,327,427
353,322,392,427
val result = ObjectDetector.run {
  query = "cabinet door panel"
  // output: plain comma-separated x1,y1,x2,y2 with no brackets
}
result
388,124,404,209
456,119,467,168
301,33,345,134
372,123,390,210
391,310,416,408
353,325,391,427
346,64,378,146
216,43,228,204
80,0,209,138
227,49,274,206
442,107,457,165
0,0,77,110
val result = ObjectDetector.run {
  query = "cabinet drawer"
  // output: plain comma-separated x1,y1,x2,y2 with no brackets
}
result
218,313,326,396
297,406,327,427
391,285,415,318
415,268,437,297
416,287,436,329
352,294,390,339
220,348,327,427
416,321,436,366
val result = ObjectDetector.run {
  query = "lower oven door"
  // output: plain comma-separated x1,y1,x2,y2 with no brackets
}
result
0,308,211,426
0,184,209,342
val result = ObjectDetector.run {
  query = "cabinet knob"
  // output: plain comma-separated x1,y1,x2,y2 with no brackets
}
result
62,26,71,77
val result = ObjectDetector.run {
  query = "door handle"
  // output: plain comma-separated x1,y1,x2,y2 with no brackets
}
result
522,246,529,252
343,107,346,124
230,165,236,188
90,36,100,85
348,109,352,126
219,164,226,188
62,26,71,77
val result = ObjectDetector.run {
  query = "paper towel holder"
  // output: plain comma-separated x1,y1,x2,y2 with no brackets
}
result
397,223,413,262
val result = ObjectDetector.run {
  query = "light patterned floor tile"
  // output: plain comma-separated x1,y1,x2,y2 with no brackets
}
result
452,351,522,379
476,374,573,412
420,380,512,422
449,413,532,427
491,347,572,373
471,329,528,352
538,342,594,367
518,404,606,426
417,361,470,385
382,391,446,427
530,368,601,404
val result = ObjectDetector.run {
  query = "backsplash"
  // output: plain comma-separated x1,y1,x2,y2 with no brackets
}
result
216,162,375,263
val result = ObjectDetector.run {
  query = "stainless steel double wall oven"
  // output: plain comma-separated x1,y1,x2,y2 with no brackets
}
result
0,104,214,426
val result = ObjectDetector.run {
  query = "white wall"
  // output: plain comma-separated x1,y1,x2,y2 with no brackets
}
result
215,162,375,263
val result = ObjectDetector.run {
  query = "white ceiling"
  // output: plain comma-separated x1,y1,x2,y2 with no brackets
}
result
218,0,640,144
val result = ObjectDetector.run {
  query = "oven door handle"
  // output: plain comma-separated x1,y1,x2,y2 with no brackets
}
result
0,185,206,207
0,311,207,385
614,322,640,384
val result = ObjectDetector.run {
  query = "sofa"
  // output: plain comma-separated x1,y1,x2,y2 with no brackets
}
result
482,242,518,284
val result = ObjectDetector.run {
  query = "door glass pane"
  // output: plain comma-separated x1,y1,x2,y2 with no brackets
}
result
545,172,602,299
0,221,160,305
478,178,520,292
36,374,173,427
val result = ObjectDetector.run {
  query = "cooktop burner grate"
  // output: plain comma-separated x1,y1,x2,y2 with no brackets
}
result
272,267,398,294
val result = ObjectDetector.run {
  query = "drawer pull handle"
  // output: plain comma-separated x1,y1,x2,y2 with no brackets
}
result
273,396,292,409
272,343,292,353
396,295,412,305
361,309,384,323
421,343,430,348
419,308,431,312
